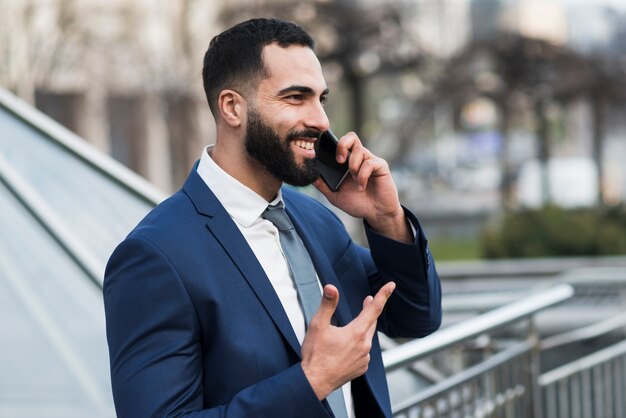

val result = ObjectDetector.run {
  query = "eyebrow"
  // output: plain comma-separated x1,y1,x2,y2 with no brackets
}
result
277,85,330,97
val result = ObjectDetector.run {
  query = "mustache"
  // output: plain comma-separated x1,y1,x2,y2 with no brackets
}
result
286,130,321,142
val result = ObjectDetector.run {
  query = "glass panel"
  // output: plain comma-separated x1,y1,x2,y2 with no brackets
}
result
0,181,115,418
0,106,154,264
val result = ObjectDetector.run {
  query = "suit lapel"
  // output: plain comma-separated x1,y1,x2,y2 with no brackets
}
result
183,171,302,357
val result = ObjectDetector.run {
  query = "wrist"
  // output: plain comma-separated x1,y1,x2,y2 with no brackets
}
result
301,363,332,401
366,207,412,243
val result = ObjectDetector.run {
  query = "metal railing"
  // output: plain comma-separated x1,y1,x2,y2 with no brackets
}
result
392,341,536,418
384,284,574,417
383,284,574,371
539,339,626,418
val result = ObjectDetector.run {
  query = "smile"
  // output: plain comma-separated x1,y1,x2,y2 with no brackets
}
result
294,139,315,150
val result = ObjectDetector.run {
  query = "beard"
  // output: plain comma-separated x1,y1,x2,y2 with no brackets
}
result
244,108,320,187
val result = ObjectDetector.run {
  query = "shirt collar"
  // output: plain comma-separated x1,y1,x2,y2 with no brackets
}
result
196,145,282,227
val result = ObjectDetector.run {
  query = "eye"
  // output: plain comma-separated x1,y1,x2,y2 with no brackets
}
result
285,94,305,103
320,95,328,106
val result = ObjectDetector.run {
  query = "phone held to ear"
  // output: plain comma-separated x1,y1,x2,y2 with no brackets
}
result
314,129,350,192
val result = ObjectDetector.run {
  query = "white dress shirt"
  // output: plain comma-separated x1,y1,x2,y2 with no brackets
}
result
197,146,354,417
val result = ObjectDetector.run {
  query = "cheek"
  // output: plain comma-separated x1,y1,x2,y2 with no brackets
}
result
265,105,301,128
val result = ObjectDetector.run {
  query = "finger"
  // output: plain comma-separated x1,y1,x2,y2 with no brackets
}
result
361,295,377,339
352,282,396,329
336,132,359,163
364,314,378,341
312,284,340,326
348,145,366,180
362,295,373,309
356,159,377,191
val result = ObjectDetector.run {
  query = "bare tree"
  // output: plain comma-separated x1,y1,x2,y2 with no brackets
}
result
425,33,601,208
0,0,89,102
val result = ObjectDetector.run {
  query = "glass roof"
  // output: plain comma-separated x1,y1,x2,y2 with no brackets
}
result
0,88,162,417
0,101,159,270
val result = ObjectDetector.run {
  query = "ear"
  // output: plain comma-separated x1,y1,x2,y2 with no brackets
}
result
218,90,245,128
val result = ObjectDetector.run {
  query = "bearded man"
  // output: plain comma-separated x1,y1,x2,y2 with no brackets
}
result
104,18,441,418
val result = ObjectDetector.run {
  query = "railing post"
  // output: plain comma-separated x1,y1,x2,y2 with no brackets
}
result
527,317,543,418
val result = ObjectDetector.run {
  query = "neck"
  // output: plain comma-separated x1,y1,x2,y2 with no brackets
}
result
211,138,282,202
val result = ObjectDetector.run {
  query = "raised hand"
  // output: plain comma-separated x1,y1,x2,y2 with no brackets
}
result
300,282,396,400
313,132,411,243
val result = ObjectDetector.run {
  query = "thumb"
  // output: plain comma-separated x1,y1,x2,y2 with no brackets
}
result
313,284,339,325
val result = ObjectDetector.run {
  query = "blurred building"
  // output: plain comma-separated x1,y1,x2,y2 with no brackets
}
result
2,0,625,215
413,0,472,57
470,0,503,41
0,0,221,192
501,0,568,45
470,0,575,46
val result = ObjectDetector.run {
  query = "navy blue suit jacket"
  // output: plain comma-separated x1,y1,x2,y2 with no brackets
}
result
104,169,441,417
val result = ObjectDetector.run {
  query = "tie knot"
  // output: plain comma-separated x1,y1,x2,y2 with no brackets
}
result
261,203,294,232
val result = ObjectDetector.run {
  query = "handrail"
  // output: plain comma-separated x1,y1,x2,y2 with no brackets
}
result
539,338,626,386
540,311,626,350
392,340,534,413
438,257,626,280
383,283,574,372
0,87,166,206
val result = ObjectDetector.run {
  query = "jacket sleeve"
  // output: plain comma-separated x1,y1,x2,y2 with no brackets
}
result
104,236,330,418
360,207,442,338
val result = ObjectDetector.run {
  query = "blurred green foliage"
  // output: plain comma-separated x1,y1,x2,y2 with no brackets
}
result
481,205,626,258
429,238,481,261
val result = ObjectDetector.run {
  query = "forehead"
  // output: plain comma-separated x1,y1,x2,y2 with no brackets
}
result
259,44,327,94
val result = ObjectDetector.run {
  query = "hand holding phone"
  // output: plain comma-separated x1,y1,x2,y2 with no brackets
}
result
313,130,411,242
314,130,350,192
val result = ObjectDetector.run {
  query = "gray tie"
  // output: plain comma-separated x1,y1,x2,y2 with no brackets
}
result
262,202,349,418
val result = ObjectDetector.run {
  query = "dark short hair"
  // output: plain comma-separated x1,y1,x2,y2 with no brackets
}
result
202,18,315,115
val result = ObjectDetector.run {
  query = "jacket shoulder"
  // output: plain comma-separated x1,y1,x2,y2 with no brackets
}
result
282,187,343,226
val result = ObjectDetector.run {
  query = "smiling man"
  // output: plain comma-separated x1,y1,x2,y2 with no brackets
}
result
103,18,441,418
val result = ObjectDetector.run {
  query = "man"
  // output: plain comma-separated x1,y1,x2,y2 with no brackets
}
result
104,18,441,418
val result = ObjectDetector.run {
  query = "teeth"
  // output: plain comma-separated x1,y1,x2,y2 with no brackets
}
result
295,140,314,150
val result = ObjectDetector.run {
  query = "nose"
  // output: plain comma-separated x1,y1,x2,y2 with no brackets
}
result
303,100,330,133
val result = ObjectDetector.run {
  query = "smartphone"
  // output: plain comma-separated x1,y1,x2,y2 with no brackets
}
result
314,130,350,192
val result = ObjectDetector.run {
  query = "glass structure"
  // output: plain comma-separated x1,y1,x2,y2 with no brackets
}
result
0,88,162,417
